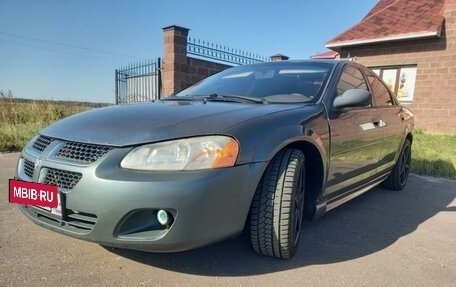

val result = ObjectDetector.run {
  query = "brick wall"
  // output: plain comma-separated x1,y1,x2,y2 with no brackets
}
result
162,25,231,96
337,0,456,133
186,57,231,89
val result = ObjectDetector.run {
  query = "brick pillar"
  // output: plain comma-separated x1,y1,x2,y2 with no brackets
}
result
162,25,190,96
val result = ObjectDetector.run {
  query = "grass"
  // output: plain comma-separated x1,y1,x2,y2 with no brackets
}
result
1,99,455,178
0,98,106,152
411,129,456,178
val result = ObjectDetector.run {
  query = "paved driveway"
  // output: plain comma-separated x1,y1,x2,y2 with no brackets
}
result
1,152,455,287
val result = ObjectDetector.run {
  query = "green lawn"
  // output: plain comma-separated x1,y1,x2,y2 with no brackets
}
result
411,129,456,178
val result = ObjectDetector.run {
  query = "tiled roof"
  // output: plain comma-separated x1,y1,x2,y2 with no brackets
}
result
326,0,445,49
311,50,339,59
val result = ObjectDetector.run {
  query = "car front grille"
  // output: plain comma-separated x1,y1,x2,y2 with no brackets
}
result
55,141,112,164
66,210,98,231
24,206,97,233
44,168,82,190
32,135,54,152
30,134,113,164
23,159,35,178
23,136,103,233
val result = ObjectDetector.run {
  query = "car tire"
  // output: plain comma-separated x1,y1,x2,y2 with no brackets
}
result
249,148,305,259
381,139,412,190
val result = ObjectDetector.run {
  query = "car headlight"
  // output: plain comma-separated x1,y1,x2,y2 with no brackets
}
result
120,136,239,171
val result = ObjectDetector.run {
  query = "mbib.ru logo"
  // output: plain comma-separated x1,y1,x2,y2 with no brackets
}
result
9,179,58,208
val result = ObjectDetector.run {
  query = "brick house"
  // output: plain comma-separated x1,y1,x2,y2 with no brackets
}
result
326,0,456,133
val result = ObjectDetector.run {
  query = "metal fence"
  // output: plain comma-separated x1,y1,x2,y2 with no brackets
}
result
187,37,268,65
115,58,161,104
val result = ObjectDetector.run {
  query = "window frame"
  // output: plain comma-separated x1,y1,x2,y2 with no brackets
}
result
369,65,417,102
336,66,369,97
363,68,398,108
332,65,373,110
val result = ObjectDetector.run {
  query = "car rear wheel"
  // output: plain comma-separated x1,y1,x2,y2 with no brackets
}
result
382,139,411,190
249,149,305,259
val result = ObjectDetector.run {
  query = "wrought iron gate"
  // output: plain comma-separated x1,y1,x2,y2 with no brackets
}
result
115,58,161,104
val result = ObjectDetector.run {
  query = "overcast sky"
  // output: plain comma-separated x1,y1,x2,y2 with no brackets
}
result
0,0,378,103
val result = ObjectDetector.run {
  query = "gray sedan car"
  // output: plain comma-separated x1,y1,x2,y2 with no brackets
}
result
16,60,414,259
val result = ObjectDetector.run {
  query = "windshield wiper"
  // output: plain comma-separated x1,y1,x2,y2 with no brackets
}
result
160,94,268,104
195,93,268,104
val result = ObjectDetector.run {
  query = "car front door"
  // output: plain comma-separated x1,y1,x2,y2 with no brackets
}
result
325,66,385,201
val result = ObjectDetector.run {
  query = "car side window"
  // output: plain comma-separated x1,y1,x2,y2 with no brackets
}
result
336,67,368,96
366,73,395,106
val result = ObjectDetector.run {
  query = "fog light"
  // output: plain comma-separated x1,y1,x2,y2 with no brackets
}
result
157,209,170,225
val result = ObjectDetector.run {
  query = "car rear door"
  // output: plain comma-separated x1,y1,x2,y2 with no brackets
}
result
363,68,404,172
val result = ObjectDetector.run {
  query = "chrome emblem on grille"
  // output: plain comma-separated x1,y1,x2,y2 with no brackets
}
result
34,158,43,169
38,167,48,183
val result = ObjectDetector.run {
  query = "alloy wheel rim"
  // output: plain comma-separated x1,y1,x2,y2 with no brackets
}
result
292,166,305,245
400,145,411,185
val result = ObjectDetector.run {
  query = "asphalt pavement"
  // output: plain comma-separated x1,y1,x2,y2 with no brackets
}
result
1,152,455,287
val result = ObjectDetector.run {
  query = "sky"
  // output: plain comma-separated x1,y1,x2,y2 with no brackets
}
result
0,0,378,104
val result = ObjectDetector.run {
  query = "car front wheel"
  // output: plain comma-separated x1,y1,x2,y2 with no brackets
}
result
249,148,305,259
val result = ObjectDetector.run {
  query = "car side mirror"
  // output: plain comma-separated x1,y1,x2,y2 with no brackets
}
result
333,89,371,110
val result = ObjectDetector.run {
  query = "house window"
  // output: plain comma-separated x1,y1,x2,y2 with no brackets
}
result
370,66,417,102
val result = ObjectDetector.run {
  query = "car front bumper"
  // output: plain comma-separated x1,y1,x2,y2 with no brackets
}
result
17,142,267,252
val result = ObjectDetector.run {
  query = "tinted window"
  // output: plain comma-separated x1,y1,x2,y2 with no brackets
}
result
336,67,368,96
367,73,394,106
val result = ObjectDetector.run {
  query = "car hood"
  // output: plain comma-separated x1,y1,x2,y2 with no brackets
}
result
41,101,301,146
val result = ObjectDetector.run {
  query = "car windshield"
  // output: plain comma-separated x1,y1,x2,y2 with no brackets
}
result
174,62,334,103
